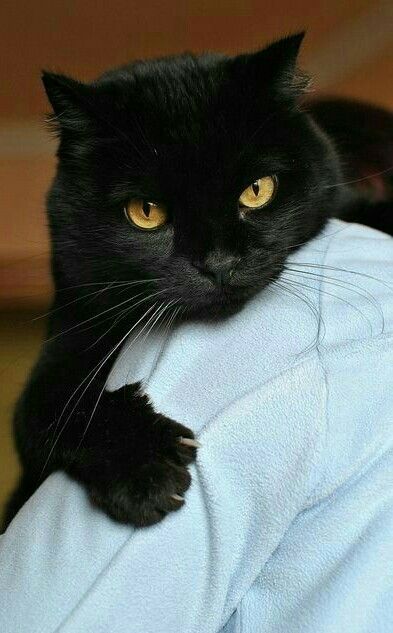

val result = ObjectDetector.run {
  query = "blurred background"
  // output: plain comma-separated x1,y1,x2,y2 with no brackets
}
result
1,0,392,512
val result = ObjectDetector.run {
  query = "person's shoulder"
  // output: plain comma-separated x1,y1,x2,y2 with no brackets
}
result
195,219,393,396
327,218,393,251
297,221,393,504
288,219,393,352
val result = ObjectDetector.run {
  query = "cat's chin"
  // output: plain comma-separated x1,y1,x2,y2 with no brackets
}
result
181,287,256,321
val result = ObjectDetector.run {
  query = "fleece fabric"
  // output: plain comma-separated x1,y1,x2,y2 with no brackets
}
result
0,219,392,633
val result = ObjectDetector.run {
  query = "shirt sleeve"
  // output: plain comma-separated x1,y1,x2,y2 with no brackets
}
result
0,357,327,633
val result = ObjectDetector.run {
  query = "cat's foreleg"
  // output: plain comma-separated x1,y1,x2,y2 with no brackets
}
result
6,337,198,527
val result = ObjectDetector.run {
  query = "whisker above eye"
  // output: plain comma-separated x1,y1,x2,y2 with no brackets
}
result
323,164,393,189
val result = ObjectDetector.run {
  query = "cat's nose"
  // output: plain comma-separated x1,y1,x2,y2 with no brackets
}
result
193,255,240,287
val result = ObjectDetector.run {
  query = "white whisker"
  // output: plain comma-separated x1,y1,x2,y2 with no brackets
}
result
75,300,174,453
41,302,159,476
44,287,168,343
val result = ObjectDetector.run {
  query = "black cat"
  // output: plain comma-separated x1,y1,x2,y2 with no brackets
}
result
3,33,392,530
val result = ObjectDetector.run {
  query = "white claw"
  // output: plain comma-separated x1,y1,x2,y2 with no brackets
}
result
179,437,202,448
171,494,185,502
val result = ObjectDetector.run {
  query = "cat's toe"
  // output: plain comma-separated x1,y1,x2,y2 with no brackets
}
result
87,418,199,526
151,457,191,501
132,460,192,526
89,458,192,527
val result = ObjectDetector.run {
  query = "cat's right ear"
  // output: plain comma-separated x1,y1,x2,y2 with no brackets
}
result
41,71,93,135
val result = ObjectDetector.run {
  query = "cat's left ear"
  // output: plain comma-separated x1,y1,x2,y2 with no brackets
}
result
42,71,96,135
235,32,310,99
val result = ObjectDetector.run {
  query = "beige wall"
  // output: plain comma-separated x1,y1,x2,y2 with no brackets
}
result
1,0,392,308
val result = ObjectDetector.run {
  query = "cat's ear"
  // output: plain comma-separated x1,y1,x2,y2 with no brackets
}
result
41,71,95,135
235,32,310,99
257,32,305,80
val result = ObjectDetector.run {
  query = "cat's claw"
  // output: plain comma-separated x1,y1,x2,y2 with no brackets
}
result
179,437,202,448
171,493,185,502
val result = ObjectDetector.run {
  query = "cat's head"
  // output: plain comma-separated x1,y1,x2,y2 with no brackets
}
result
43,33,341,319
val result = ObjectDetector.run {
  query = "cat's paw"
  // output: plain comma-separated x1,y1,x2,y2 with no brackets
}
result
88,419,200,527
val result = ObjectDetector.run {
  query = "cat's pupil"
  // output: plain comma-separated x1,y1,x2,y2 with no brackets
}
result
142,201,151,217
252,181,259,197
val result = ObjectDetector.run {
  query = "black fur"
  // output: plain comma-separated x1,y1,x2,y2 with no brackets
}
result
3,34,390,530
308,97,393,235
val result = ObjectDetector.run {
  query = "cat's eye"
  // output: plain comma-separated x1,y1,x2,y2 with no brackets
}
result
239,176,277,212
125,199,168,230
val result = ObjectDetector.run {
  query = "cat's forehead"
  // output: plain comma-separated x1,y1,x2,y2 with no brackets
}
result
100,54,231,136
99,53,226,98
98,54,288,173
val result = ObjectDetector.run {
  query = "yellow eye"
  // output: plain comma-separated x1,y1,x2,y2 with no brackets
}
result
125,199,168,230
239,176,277,211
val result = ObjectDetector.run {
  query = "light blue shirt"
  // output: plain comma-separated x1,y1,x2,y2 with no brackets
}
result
1,219,393,633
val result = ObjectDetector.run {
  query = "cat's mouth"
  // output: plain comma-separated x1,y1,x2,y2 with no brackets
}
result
182,284,256,320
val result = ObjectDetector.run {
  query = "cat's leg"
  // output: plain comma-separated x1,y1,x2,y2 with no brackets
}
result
8,332,198,527
65,384,198,526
